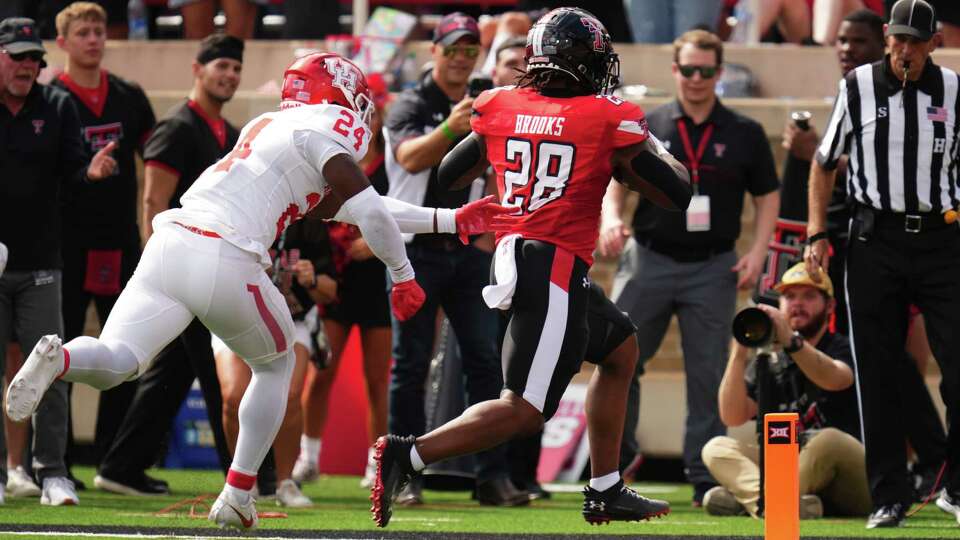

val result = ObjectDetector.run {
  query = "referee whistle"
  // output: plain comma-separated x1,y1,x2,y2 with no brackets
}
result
945,210,958,225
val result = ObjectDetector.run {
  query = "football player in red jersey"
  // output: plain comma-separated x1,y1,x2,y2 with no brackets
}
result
371,8,692,528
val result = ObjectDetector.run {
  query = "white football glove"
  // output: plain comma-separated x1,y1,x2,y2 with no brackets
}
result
0,242,6,278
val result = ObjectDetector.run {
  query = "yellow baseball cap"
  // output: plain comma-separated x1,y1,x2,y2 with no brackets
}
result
773,262,834,298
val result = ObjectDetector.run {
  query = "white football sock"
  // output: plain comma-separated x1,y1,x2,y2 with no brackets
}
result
300,435,321,465
409,445,426,472
62,336,138,389
231,350,295,475
589,471,621,492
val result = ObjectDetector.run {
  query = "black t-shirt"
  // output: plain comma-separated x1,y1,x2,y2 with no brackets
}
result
143,100,239,208
745,331,861,441
779,154,851,241
634,100,779,251
384,72,471,212
0,83,90,271
53,71,156,248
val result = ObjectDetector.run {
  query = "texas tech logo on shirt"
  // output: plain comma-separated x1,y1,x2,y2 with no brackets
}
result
83,122,123,151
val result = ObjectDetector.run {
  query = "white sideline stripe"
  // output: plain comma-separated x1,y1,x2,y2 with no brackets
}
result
0,533,373,540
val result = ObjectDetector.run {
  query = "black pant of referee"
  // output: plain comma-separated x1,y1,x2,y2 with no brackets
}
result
846,207,960,508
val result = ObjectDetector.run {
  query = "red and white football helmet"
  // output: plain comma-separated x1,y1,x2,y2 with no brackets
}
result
280,52,374,126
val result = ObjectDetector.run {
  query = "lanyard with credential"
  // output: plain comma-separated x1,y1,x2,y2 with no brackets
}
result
676,119,714,195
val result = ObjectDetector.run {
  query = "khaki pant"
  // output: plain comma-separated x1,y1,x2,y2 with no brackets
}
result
702,428,872,517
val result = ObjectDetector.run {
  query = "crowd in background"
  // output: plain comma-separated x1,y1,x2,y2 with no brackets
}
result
0,0,957,532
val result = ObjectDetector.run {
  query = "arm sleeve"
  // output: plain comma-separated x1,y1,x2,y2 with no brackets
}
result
611,100,650,149
143,118,188,177
815,78,851,171
337,186,415,283
333,196,456,235
745,121,780,196
384,92,425,155
57,95,92,186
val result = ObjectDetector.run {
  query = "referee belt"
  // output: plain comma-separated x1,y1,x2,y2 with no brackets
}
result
854,205,953,233
635,236,733,263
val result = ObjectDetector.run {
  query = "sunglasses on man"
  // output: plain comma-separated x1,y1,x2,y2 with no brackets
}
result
2,50,44,63
678,64,718,79
443,45,480,59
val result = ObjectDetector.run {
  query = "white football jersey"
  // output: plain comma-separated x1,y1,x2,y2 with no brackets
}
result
154,103,370,267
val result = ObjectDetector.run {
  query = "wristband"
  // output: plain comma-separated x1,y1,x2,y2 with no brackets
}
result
439,120,458,142
806,231,829,245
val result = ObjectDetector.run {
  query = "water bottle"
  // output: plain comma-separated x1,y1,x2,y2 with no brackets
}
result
128,0,148,40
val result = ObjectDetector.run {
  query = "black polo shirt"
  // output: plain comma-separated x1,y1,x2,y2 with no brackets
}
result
384,72,471,244
746,331,861,442
0,83,90,272
634,99,779,253
143,99,239,208
53,70,156,248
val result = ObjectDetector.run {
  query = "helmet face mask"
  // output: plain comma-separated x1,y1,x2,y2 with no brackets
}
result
524,8,619,94
281,52,375,127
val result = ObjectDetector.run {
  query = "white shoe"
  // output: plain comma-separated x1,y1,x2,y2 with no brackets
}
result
7,466,41,497
360,446,376,489
208,488,258,530
276,479,312,508
0,482,5,505
40,476,78,506
292,457,319,483
937,489,960,525
6,336,64,422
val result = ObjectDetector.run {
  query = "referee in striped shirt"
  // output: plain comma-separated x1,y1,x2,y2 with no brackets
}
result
806,0,959,529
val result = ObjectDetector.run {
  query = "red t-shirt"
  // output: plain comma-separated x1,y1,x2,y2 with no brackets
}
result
471,86,648,265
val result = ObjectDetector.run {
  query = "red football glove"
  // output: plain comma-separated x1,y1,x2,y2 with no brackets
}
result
454,195,516,244
391,279,426,322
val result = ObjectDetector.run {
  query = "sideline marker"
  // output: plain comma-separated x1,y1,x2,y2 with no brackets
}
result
764,412,799,540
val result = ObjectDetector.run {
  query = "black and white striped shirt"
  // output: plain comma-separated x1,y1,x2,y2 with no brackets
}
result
816,57,960,213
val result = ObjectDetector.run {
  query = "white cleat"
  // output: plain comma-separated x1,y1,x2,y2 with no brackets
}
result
208,488,258,531
40,477,78,506
360,446,376,489
7,466,41,498
5,335,64,422
276,479,312,508
292,457,319,483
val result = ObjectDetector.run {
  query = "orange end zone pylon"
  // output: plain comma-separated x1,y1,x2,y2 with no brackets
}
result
764,412,799,540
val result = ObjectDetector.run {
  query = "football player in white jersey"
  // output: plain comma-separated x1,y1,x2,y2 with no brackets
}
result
4,52,509,530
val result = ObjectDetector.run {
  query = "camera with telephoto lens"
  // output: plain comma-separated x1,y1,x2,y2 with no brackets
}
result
732,307,774,348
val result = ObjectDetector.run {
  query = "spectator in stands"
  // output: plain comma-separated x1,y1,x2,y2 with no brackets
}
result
282,0,340,40
52,1,156,467
625,0,724,43
478,12,531,78
518,2,633,42
928,1,960,47
727,0,812,43
214,219,336,508
171,0,265,39
93,33,243,497
383,12,526,507
813,0,884,44
293,75,394,489
702,263,870,518
779,7,947,502
0,16,118,506
599,29,780,506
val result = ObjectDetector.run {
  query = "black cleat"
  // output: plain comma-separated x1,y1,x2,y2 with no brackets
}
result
865,503,906,529
582,480,670,525
370,434,416,528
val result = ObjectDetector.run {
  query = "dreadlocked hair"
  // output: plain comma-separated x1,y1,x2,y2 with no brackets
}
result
517,68,592,95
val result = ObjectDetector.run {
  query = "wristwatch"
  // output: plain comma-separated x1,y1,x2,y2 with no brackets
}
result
784,331,804,354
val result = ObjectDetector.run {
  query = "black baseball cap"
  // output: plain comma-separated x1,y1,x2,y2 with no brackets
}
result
0,17,45,55
886,0,937,41
433,12,480,46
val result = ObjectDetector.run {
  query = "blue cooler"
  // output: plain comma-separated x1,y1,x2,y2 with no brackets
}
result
164,380,220,469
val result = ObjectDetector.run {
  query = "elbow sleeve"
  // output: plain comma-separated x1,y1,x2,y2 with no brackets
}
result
630,151,693,210
438,135,483,191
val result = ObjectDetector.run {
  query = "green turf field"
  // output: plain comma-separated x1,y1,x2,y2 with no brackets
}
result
0,466,955,539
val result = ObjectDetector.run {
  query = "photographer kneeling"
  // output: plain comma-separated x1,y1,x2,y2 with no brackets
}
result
701,262,871,519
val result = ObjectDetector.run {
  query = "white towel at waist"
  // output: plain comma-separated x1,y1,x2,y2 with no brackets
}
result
482,234,521,310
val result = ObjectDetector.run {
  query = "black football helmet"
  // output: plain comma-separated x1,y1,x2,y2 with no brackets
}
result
524,7,620,94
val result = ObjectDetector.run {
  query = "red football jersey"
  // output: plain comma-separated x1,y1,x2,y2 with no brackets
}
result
471,86,648,265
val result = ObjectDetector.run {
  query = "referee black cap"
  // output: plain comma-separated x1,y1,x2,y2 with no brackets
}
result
886,0,937,41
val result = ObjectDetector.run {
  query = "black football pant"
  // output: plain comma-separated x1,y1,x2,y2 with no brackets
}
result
846,215,960,507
